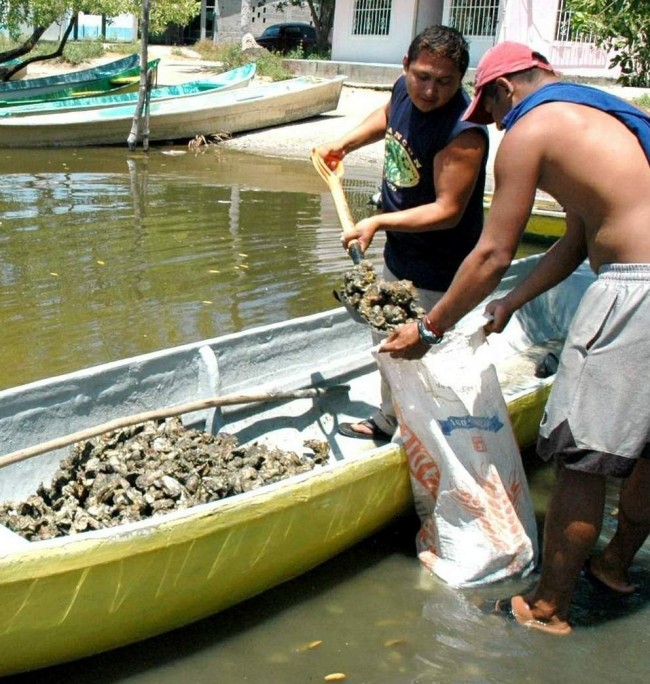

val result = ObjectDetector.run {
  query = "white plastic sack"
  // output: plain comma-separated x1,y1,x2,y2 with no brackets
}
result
375,317,538,587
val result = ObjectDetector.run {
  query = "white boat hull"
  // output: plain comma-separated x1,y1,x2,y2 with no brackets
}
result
0,76,346,148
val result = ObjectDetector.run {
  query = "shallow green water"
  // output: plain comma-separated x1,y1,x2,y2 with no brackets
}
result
0,147,381,389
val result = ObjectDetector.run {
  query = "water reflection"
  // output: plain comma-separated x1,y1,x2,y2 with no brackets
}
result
0,148,383,389
2,148,647,683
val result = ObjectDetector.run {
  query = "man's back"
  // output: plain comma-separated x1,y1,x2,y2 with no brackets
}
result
497,98,650,270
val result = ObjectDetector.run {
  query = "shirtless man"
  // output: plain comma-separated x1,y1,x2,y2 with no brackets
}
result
375,41,650,634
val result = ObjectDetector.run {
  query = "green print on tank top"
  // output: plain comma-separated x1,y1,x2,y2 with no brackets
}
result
384,134,420,187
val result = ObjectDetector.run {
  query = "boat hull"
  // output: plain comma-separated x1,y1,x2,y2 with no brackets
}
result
0,54,142,102
0,75,346,148
0,255,595,674
0,64,256,117
0,442,411,675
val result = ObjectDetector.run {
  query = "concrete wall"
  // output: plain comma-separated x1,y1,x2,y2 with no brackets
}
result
76,13,137,41
217,0,312,43
283,58,402,88
332,1,618,79
415,1,444,35
332,0,446,65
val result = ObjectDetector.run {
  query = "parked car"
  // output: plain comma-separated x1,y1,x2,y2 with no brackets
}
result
255,22,317,54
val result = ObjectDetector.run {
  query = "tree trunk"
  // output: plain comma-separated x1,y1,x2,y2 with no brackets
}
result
127,0,151,151
0,20,76,82
305,0,334,53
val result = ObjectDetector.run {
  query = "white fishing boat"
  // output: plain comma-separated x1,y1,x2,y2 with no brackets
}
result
0,75,346,148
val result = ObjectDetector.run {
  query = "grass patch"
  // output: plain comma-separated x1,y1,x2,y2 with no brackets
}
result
58,39,107,65
632,93,650,110
192,40,294,81
0,37,136,67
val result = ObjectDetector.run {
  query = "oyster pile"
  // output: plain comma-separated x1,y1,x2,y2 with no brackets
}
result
0,418,329,542
336,260,425,332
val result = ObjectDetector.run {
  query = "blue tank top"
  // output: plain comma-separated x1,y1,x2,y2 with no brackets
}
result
503,82,650,161
381,76,488,291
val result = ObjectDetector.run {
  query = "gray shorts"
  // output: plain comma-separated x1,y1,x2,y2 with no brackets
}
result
537,264,650,477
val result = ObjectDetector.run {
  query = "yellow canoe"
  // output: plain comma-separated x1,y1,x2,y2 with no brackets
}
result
0,254,594,675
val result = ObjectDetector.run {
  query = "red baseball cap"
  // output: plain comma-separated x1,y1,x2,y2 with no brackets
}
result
462,41,556,124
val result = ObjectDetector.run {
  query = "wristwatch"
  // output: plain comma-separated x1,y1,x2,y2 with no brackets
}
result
417,317,444,346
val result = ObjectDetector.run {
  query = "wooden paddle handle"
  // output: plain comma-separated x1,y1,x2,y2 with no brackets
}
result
0,385,349,470
310,149,363,265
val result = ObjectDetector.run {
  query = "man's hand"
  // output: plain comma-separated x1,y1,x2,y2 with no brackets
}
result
483,297,514,334
341,216,379,254
378,321,430,359
315,142,345,170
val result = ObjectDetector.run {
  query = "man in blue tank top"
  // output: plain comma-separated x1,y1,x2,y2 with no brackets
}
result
316,25,488,440
381,41,650,636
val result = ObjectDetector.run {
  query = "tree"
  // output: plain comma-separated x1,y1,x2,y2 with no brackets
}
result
566,0,650,86
277,0,335,53
0,1,199,80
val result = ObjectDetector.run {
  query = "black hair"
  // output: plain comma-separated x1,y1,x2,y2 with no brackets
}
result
406,25,470,78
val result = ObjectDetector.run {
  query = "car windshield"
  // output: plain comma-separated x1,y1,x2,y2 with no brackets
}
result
261,26,280,37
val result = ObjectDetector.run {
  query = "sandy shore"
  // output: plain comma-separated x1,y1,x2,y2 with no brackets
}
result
221,83,390,167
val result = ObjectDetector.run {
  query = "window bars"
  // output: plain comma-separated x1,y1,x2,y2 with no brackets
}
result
447,1,500,38
554,0,594,43
352,0,392,36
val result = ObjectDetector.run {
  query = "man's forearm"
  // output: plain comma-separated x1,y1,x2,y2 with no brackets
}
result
372,202,464,233
427,248,512,332
501,237,587,312
339,107,389,154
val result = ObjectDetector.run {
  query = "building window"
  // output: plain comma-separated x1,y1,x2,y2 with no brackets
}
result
447,1,500,38
352,0,392,36
554,0,593,42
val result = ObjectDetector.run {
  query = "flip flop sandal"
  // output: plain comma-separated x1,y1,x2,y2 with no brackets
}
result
488,597,572,636
337,418,391,441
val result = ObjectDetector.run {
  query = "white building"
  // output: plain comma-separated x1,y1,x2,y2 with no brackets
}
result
331,1,617,79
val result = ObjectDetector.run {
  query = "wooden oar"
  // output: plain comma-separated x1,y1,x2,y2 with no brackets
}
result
0,385,348,470
310,148,363,264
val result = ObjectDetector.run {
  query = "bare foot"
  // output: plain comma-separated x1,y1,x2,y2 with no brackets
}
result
497,596,572,636
585,558,635,594
349,422,373,435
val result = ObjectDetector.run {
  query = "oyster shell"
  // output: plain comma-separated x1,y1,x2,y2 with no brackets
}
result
335,260,425,332
0,418,330,541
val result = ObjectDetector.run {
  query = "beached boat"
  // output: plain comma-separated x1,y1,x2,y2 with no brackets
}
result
0,64,256,118
0,59,159,109
0,75,346,148
0,254,595,675
0,53,143,104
